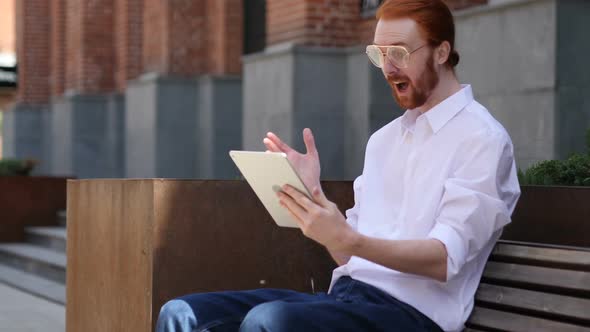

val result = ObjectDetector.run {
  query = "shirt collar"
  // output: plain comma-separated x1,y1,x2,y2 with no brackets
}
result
401,84,474,134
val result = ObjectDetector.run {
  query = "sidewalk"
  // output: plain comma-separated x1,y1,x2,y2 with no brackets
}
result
0,282,64,332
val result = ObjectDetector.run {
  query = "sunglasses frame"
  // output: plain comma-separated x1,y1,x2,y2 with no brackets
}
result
366,44,427,69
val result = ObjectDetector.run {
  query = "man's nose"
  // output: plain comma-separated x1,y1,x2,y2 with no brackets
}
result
382,57,399,76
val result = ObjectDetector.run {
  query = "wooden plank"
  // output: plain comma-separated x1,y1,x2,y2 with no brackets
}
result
491,243,590,271
467,307,590,332
483,262,590,296
66,180,154,332
476,283,590,323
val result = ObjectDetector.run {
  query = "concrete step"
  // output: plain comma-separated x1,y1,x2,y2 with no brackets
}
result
0,264,65,305
57,210,67,227
25,226,67,253
0,243,66,284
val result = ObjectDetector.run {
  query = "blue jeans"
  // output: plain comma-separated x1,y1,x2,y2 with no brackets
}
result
156,276,443,332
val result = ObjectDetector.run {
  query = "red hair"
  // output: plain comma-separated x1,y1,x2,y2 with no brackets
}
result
376,0,460,67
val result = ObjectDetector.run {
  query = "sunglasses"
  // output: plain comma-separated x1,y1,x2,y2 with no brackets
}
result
366,44,427,69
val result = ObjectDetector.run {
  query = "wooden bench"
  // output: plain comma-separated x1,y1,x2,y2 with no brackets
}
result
66,180,590,331
466,241,590,331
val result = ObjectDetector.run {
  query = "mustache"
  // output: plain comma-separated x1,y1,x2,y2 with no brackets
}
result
386,75,410,83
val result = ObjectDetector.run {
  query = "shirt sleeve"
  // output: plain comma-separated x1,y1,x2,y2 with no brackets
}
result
428,131,521,282
345,175,363,231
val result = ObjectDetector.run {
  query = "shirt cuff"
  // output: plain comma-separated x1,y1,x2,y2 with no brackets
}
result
428,222,468,281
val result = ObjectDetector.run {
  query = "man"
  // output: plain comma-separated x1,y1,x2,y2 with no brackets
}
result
156,0,520,331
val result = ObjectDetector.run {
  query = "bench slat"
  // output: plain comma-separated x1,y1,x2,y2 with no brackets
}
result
491,243,590,271
483,262,590,296
476,283,590,323
467,307,590,332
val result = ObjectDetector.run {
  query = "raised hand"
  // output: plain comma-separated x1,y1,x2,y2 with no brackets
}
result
263,128,321,194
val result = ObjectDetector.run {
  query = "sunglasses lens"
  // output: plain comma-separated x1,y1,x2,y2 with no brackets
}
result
387,47,409,68
366,46,382,68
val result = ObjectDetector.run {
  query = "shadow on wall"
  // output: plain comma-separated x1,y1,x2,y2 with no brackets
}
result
150,180,350,330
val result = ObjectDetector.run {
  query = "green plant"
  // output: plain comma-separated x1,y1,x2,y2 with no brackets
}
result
518,129,590,186
0,158,38,176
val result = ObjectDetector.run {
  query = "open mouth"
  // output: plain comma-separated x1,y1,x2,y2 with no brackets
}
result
394,82,409,93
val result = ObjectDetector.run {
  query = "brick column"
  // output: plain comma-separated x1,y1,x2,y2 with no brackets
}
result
142,0,206,76
65,0,115,94
127,0,244,179
115,0,143,91
266,0,361,48
4,0,51,172
266,0,489,48
15,0,50,104
50,0,66,97
143,0,243,77
205,0,243,75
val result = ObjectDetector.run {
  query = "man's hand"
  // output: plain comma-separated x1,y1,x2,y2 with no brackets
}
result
263,128,321,194
277,184,358,254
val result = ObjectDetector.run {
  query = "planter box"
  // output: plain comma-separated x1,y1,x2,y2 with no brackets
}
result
65,180,588,332
66,179,351,332
0,176,69,242
504,185,590,248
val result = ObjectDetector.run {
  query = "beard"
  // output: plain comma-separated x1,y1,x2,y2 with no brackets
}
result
387,54,439,110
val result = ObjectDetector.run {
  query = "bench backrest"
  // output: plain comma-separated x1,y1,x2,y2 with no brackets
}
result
466,241,590,332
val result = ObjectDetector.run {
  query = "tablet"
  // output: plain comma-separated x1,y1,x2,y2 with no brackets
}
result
229,150,312,228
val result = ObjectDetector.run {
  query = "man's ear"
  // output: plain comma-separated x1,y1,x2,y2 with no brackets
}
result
435,41,451,65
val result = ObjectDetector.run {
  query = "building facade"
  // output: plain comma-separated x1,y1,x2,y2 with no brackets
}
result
3,0,590,179
0,0,17,158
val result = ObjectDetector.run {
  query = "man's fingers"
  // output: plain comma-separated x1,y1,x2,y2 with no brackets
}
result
267,132,294,153
312,186,330,207
281,201,306,229
263,138,282,153
279,191,308,218
303,128,318,156
283,185,317,210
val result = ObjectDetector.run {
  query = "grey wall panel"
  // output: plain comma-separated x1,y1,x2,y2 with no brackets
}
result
243,48,294,153
126,76,158,178
478,90,555,169
127,74,241,179
2,106,15,157
155,77,199,178
51,94,125,178
455,0,558,168
51,98,73,176
293,47,349,179
207,76,242,179
555,0,590,158
2,104,50,175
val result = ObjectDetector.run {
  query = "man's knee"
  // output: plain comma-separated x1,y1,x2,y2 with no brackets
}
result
240,301,301,332
156,299,197,332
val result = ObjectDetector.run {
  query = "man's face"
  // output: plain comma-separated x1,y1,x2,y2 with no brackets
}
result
374,18,439,110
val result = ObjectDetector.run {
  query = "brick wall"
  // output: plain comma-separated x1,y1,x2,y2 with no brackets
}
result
143,0,242,77
115,0,143,91
143,0,206,76
50,0,65,96
206,0,243,75
67,0,116,94
267,0,489,47
167,1,207,76
16,0,50,104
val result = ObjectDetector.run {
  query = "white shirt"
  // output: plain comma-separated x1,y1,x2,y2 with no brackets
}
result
329,85,521,332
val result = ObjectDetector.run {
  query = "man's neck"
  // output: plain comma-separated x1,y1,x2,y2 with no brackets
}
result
416,70,462,114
